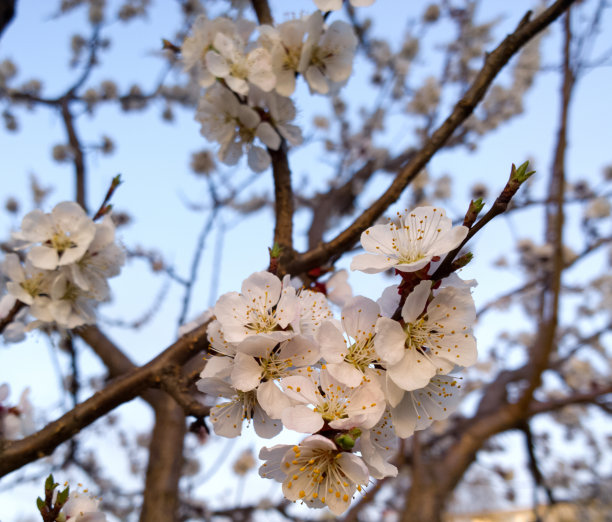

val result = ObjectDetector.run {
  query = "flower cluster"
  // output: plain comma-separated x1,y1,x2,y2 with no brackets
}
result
1,201,125,337
182,2,367,171
199,206,475,515
0,383,34,440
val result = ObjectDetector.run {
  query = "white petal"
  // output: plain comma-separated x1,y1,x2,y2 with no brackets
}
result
374,317,405,366
317,320,346,363
200,356,233,380
204,51,229,77
350,253,397,274
387,347,436,391
256,122,281,150
305,66,329,94
326,362,364,388
401,280,432,322
257,380,291,419
231,352,263,391
247,146,271,172
27,246,59,270
281,405,323,433
253,403,283,438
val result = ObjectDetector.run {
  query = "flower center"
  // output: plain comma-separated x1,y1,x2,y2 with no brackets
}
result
344,336,377,373
261,353,292,380
50,231,76,255
404,318,430,351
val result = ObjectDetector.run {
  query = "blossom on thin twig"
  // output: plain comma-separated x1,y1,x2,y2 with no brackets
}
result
351,206,468,274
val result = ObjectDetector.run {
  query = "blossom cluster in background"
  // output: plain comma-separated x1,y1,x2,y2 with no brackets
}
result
197,205,476,515
0,383,34,440
181,1,366,171
1,201,125,341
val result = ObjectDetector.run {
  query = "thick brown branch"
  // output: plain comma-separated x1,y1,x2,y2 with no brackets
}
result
287,0,576,275
0,322,209,477
140,393,186,522
0,0,16,39
251,0,273,25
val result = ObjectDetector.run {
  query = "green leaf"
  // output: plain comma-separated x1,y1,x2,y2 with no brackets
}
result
269,242,282,258
36,497,45,511
471,198,485,213
511,161,536,183
44,474,55,492
56,486,70,506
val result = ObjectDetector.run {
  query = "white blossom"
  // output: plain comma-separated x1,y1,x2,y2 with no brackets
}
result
13,202,96,271
351,206,468,274
281,369,385,433
0,384,35,440
33,272,97,329
259,434,369,515
298,12,358,95
205,31,275,95
295,289,335,339
317,296,384,387
248,87,303,146
195,84,279,171
196,377,281,438
259,18,308,96
375,279,477,391
230,335,320,418
584,196,611,220
182,16,254,88
213,270,299,344
62,490,107,522
3,253,51,306
67,215,125,301
0,295,26,343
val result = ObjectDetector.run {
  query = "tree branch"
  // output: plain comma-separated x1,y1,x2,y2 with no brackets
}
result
0,322,210,477
140,393,186,522
60,99,87,212
286,0,577,275
251,0,273,25
270,143,295,273
0,0,15,39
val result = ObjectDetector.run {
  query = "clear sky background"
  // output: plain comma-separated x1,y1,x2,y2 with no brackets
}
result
1,0,611,520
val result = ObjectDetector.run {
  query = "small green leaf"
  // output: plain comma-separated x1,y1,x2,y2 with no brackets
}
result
453,252,473,269
111,174,123,188
36,497,45,511
471,198,485,213
44,474,55,492
511,161,535,183
56,486,70,506
269,242,282,258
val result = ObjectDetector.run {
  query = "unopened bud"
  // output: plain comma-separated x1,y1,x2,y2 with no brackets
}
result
510,161,535,184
